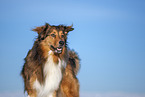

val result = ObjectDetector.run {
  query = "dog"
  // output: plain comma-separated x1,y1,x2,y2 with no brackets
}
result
21,23,80,97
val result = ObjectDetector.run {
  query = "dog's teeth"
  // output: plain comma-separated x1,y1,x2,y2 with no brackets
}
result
55,50,58,53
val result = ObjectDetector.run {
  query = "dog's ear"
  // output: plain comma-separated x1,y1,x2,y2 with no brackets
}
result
32,26,44,34
32,23,50,34
38,23,51,40
65,24,74,34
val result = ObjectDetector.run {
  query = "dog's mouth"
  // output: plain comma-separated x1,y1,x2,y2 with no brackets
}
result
51,45,63,54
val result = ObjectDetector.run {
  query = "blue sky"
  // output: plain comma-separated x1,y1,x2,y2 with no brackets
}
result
0,0,145,96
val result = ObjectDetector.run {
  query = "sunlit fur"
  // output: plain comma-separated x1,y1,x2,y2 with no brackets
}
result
21,23,80,97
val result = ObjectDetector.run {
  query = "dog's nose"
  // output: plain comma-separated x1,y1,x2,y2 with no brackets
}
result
59,41,64,46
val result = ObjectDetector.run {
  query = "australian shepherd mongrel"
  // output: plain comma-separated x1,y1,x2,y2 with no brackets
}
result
21,23,80,97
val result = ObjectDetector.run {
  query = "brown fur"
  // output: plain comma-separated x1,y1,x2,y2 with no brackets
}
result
58,50,80,97
21,23,80,97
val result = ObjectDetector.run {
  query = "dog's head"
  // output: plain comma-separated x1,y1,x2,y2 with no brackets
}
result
33,23,74,54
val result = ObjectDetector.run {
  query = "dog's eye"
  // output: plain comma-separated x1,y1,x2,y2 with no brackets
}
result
46,34,49,37
61,35,64,38
51,34,56,37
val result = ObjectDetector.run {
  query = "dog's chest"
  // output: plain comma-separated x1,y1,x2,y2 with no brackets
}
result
33,51,66,97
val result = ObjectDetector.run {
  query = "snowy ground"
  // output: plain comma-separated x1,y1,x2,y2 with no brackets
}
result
0,91,145,97
80,92,145,97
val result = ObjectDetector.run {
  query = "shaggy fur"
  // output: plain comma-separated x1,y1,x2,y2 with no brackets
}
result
21,23,80,97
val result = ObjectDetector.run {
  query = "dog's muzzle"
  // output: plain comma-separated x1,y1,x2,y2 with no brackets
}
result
51,45,63,54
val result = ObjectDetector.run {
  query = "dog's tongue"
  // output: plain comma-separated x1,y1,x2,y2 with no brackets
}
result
57,47,62,51
55,47,62,53
51,45,63,54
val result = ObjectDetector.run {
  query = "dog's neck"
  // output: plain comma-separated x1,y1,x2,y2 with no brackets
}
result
33,50,66,97
47,50,66,67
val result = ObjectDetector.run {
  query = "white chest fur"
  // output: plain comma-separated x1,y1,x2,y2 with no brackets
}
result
33,51,66,97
